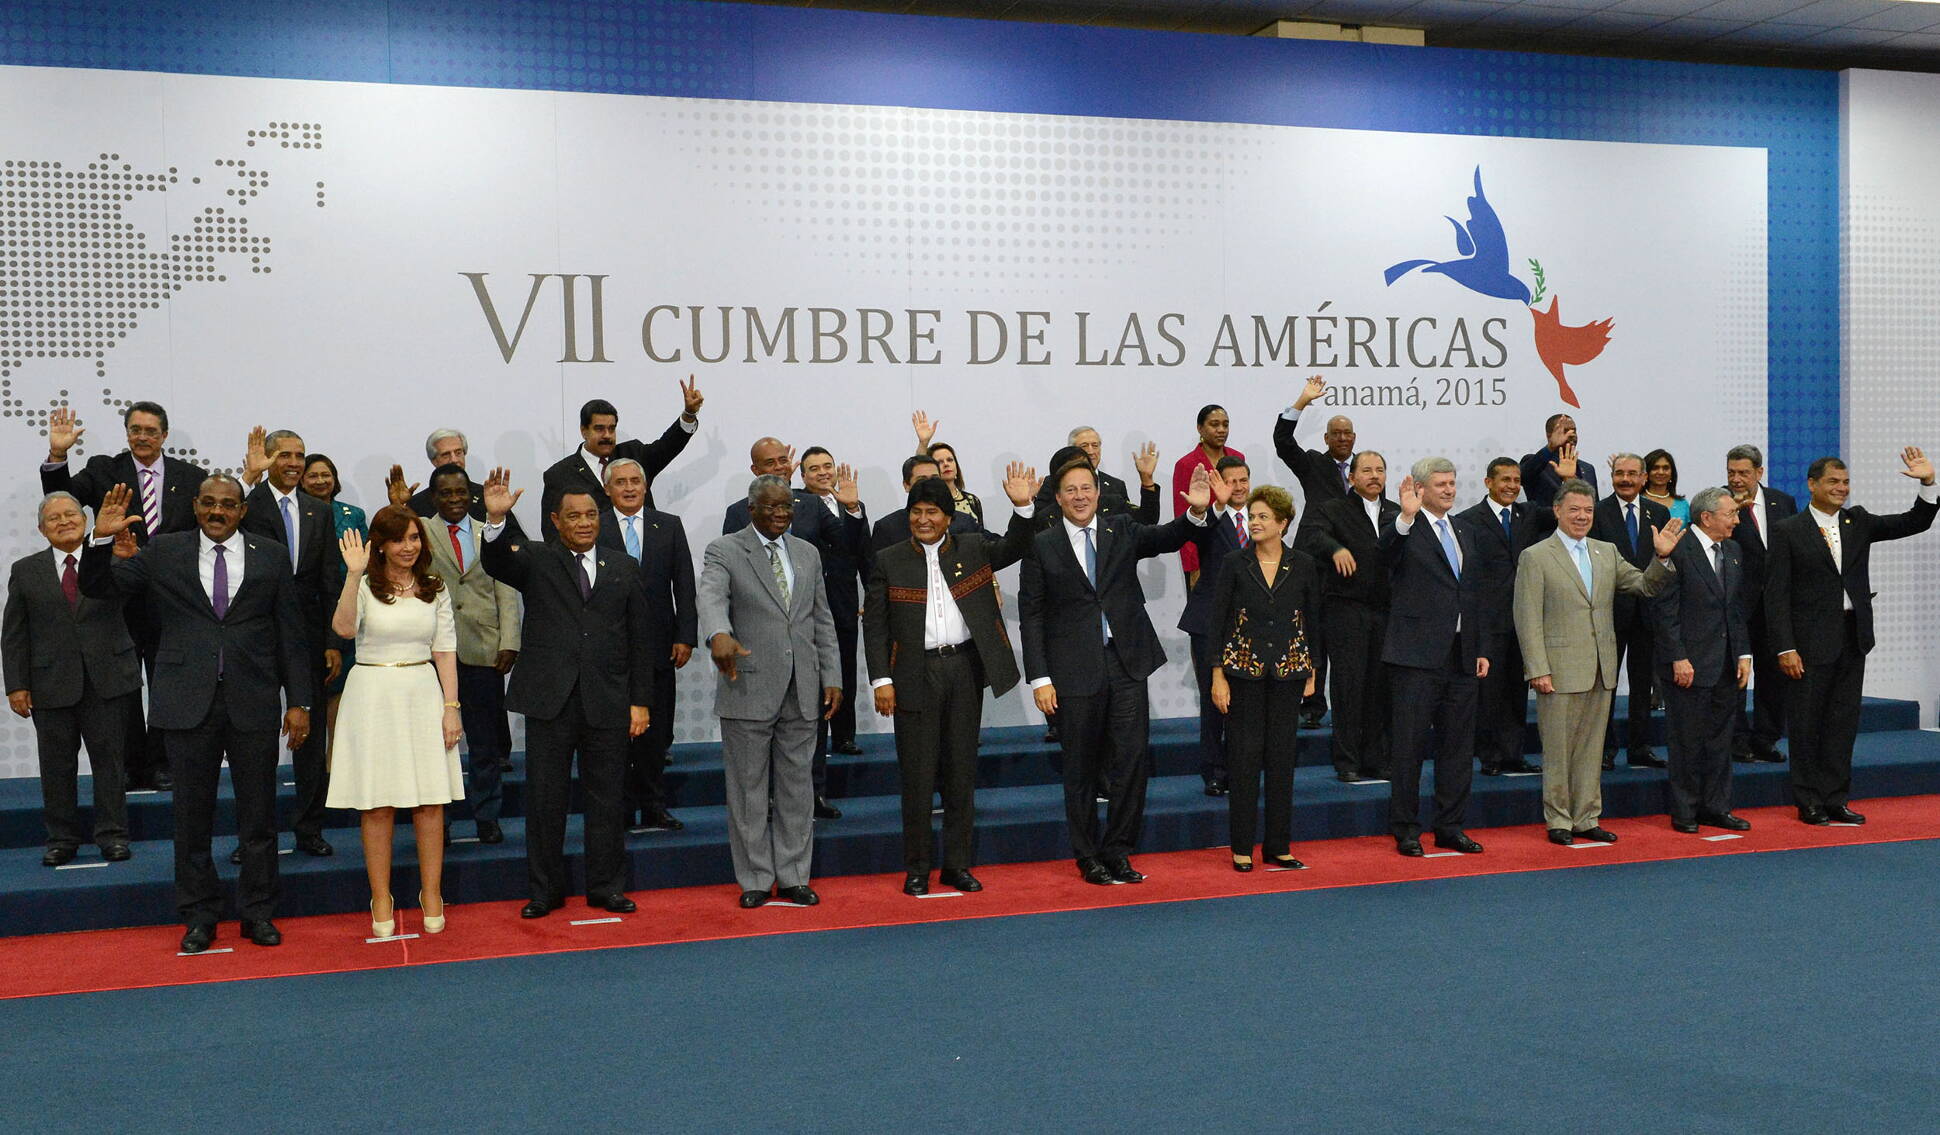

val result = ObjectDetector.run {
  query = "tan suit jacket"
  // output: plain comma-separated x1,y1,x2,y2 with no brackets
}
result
419,517,521,667
1514,532,1670,693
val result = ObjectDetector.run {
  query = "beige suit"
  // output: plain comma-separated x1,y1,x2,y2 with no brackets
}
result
1514,533,1671,830
419,517,521,664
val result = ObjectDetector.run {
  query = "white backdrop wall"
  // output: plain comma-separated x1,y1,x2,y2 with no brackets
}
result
0,65,1770,776
1842,69,1940,729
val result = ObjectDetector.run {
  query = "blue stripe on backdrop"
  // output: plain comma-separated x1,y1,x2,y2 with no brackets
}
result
2,840,1935,1129
0,0,1838,492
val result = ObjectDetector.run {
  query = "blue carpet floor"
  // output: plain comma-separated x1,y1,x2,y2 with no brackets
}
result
5,838,1938,1132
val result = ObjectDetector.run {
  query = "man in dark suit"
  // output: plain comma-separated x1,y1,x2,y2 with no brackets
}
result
1273,374,1353,727
797,447,868,760
597,457,697,834
38,402,206,791
239,426,342,857
1767,449,1938,825
1456,457,1550,777
4,492,141,865
1383,457,1496,857
870,453,983,555
1520,413,1599,510
405,428,486,520
1021,457,1216,885
81,477,312,953
864,468,1038,895
1177,457,1250,795
1725,443,1798,763
479,469,654,917
1652,486,1754,834
1299,451,1400,783
1590,453,1672,770
1066,427,1154,518
725,437,867,818
540,376,703,539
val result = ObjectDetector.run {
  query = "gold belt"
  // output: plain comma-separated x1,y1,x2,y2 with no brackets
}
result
356,659,432,667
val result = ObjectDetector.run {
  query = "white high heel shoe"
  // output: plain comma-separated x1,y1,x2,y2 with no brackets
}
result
371,894,396,938
420,891,445,934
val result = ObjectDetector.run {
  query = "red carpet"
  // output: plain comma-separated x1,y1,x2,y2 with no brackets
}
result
4,796,1935,1001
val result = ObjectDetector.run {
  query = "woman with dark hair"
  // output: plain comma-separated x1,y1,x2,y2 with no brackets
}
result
1173,404,1243,587
325,504,464,938
912,410,985,525
1208,484,1320,872
301,453,368,737
1642,448,1689,523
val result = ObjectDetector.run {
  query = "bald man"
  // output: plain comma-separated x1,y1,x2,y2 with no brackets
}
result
1274,374,1354,727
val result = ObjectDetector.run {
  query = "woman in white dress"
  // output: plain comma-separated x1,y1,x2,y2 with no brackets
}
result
325,504,465,938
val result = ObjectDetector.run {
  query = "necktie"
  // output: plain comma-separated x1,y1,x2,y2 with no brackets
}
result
575,552,592,601
1434,518,1460,579
60,553,78,608
280,496,298,571
448,523,465,572
212,543,230,618
597,455,609,476
1573,540,1593,593
140,468,159,536
1713,540,1725,583
1624,502,1639,554
1742,502,1758,536
1500,506,1513,544
624,516,642,562
1337,461,1350,491
1083,527,1110,642
765,541,791,606
1233,513,1247,547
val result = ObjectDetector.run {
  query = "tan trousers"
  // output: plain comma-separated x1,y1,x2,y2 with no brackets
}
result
1536,685,1614,831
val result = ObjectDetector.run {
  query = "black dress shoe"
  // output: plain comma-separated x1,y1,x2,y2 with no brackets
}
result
296,834,334,857
520,899,560,919
1204,778,1229,797
1799,806,1830,826
1336,772,1368,784
498,758,514,772
1478,765,1502,777
1499,759,1540,775
813,797,842,821
939,868,982,892
477,818,504,844
903,873,929,896
1078,857,1117,884
834,740,863,756
1266,855,1307,870
42,846,76,867
638,809,685,832
739,890,770,909
1672,819,1700,834
229,845,244,865
1601,755,1616,771
1434,833,1484,854
1628,750,1668,769
1105,857,1145,884
1752,744,1785,763
180,924,216,954
152,769,174,791
1396,838,1424,857
1232,856,1254,873
101,844,131,862
1043,723,1060,743
240,919,282,947
1825,805,1866,824
1731,750,1754,764
1699,812,1752,831
1300,710,1325,729
1575,826,1618,843
776,885,820,906
587,893,637,914
1548,828,1575,845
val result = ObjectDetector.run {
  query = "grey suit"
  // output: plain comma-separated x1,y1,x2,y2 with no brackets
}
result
419,517,520,824
698,526,840,894
1513,532,1671,831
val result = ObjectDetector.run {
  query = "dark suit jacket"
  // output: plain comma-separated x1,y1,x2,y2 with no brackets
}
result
240,484,341,651
1735,486,1798,611
540,417,695,538
1765,495,1938,665
1019,511,1215,696
1455,497,1544,638
1591,493,1672,625
862,512,1036,710
407,477,487,522
1177,507,1248,636
77,532,312,730
3,549,142,706
1205,543,1321,683
480,518,654,724
595,507,698,671
41,452,207,544
1519,448,1599,510
1272,411,1352,510
1300,494,1401,610
1652,535,1749,686
1380,510,1497,671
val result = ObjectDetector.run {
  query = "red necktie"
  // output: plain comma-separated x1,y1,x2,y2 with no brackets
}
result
448,523,465,571
60,553,78,608
1233,513,1247,547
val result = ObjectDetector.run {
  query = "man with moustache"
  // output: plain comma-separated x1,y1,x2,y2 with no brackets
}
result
1274,373,1354,728
1590,453,1672,771
1520,413,1598,510
1724,443,1796,764
1297,450,1399,783
1456,457,1550,777
541,376,703,539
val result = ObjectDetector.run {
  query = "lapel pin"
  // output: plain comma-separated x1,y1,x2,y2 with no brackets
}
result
598,560,607,567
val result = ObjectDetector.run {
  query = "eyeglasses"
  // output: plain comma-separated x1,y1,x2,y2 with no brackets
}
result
194,497,241,511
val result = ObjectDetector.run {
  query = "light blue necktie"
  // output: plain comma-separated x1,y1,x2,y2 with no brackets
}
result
1434,518,1460,580
280,496,298,571
1084,526,1110,643
623,515,642,562
1572,539,1593,593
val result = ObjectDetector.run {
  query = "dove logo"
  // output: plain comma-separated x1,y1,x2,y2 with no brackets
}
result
1384,166,1612,408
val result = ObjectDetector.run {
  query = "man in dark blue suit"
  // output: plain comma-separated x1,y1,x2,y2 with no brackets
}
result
1590,454,1673,770
1456,457,1551,777
1520,413,1598,510
1176,456,1250,795
1652,486,1753,833
81,477,312,954
598,458,697,833
1725,443,1797,763
1383,457,1497,857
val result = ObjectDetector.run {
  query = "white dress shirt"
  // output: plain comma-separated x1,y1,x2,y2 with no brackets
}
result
869,537,971,689
1359,492,1384,534
1807,504,1851,611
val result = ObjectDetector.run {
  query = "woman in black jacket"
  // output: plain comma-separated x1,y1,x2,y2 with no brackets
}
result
1209,485,1321,872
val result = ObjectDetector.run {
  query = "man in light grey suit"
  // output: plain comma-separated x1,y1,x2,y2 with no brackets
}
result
700,474,843,909
1514,478,1681,845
